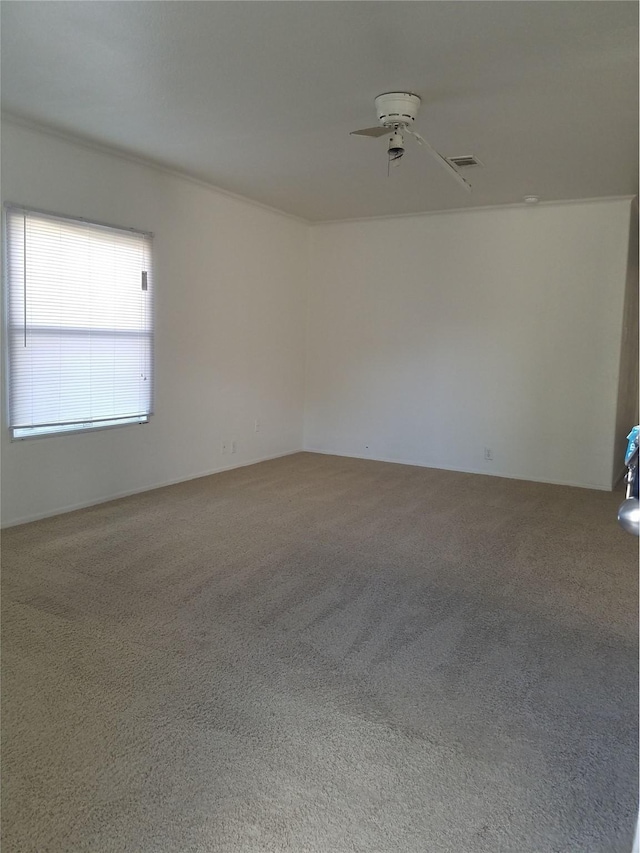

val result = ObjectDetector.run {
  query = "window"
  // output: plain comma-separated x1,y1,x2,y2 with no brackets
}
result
5,206,153,439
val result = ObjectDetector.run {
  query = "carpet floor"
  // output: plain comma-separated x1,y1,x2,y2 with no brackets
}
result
2,452,638,852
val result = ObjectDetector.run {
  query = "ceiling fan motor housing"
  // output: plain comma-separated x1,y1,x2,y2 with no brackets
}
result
375,92,421,128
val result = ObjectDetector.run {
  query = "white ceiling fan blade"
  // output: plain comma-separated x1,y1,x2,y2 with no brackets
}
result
350,126,392,138
407,130,472,192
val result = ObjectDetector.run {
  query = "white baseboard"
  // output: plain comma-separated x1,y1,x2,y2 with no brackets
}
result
2,449,303,528
4,446,613,528
303,448,613,492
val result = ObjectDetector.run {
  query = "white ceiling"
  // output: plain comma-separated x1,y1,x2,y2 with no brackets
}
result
1,1,638,222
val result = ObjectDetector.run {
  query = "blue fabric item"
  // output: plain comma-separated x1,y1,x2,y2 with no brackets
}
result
625,426,640,466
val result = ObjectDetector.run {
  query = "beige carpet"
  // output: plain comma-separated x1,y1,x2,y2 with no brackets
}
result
2,452,638,852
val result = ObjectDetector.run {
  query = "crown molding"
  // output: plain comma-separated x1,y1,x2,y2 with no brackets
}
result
1,111,310,225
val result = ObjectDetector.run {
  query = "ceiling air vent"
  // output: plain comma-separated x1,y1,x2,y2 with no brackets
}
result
447,155,482,168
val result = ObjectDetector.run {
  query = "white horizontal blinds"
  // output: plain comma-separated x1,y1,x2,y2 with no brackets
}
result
6,208,153,435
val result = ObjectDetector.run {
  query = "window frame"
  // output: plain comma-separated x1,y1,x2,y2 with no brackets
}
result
3,203,155,441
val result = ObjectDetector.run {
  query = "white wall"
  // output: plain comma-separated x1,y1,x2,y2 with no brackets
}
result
613,198,639,483
1,122,309,526
304,200,633,490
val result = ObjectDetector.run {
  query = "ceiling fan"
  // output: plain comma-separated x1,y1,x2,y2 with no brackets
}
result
350,92,471,191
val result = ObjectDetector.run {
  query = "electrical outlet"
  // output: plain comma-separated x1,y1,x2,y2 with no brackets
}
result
221,441,228,455
231,441,237,454
484,447,493,461
254,419,260,433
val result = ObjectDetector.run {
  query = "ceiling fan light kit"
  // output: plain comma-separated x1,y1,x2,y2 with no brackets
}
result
350,92,472,192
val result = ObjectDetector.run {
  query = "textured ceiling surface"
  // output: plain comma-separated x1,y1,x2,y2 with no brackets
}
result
1,1,638,221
